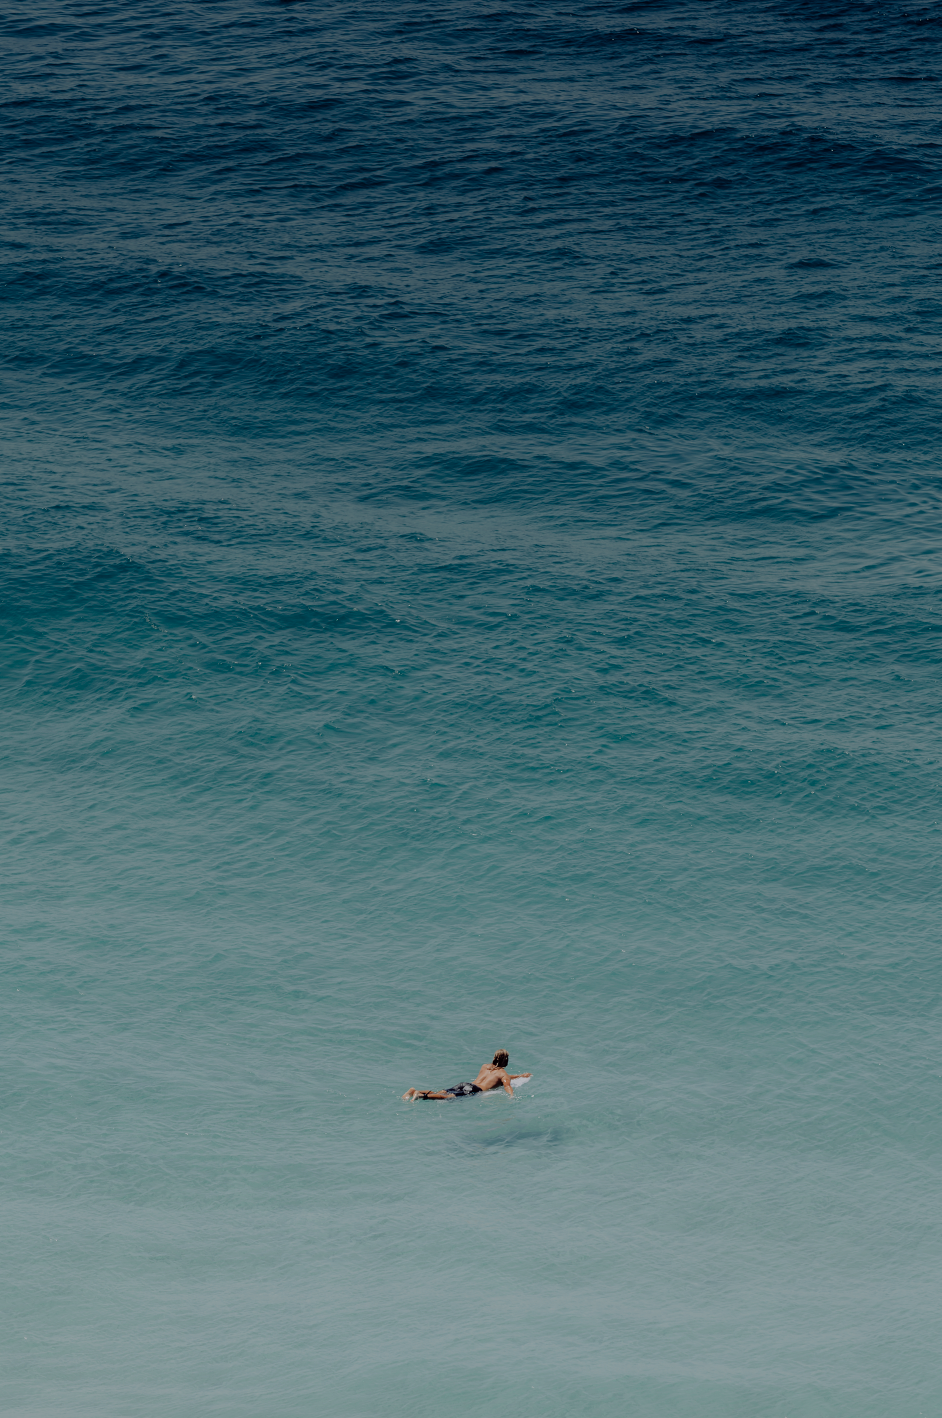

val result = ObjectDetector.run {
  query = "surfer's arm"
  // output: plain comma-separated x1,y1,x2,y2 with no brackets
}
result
501,1072,514,1097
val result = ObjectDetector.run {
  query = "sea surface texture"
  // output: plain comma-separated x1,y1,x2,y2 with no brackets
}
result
3,2,941,1414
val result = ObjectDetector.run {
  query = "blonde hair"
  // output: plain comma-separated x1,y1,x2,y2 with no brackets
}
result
492,1049,509,1068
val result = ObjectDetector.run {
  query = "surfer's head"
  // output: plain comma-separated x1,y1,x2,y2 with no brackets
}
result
492,1049,509,1068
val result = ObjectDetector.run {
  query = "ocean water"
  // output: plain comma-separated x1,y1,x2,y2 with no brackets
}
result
3,1,942,1414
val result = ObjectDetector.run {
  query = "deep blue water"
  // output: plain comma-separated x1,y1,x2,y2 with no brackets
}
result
3,2,942,1414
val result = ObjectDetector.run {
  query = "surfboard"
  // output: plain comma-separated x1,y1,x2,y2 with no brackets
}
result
406,1075,532,1101
474,1075,532,1094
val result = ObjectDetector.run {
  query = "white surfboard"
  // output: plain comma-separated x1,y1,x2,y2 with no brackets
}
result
406,1075,532,1100
478,1075,532,1095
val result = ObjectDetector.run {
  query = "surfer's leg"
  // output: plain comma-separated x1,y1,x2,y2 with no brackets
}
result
402,1088,452,1100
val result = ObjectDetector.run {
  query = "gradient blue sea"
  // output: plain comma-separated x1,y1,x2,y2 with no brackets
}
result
3,2,942,1414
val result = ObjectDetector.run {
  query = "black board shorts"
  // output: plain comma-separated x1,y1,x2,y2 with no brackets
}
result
445,1082,481,1097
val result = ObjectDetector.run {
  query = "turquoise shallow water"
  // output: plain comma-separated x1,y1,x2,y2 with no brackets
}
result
3,2,942,1414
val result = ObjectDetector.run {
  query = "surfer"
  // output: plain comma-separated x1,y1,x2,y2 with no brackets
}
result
402,1049,530,1101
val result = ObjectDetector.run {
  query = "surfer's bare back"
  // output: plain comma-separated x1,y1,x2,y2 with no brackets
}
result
402,1049,530,1101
